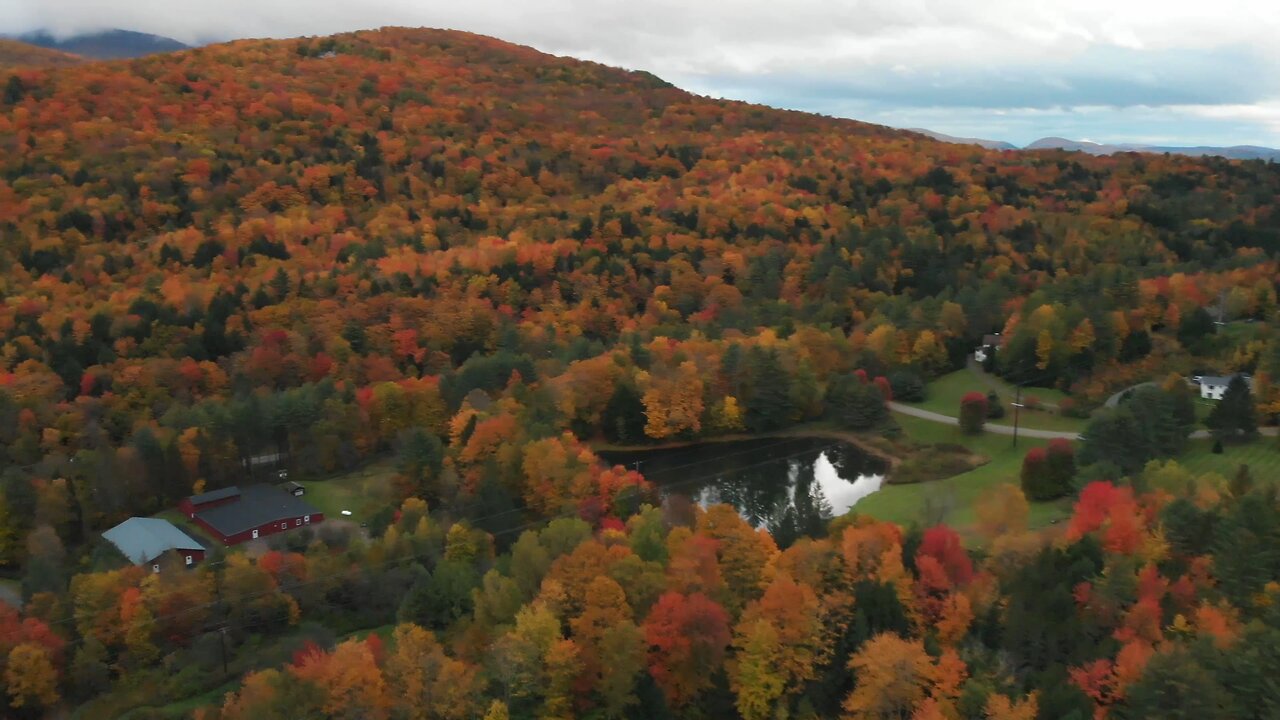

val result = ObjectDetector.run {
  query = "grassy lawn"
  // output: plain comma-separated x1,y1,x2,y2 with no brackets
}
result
1194,399,1216,423
114,680,240,720
912,367,1087,433
855,414,1073,535
300,460,397,522
1178,436,1280,479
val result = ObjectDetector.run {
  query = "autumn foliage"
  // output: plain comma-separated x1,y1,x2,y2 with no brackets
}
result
0,25,1278,719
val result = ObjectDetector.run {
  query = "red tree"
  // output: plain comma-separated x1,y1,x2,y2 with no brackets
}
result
916,525,973,587
959,392,988,434
642,592,731,707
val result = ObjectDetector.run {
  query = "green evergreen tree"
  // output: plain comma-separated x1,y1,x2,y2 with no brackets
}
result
743,347,795,432
1206,375,1258,441
1111,647,1231,720
824,375,887,430
602,382,646,443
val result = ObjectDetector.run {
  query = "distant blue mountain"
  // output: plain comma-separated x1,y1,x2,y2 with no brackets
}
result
17,28,189,60
918,128,1280,161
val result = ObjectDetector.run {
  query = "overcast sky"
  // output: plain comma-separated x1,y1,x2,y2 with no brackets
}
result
5,0,1280,147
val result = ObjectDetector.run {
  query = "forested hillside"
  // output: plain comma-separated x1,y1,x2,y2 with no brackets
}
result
0,39,82,70
1,27,1279,719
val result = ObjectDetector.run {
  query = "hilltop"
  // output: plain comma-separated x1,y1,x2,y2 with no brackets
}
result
0,37,83,69
2,27,1280,719
15,28,189,59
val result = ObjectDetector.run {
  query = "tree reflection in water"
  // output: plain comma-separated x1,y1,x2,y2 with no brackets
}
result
600,437,885,547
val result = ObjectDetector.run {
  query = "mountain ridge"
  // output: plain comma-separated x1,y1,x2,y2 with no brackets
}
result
14,28,189,59
921,128,1280,161
0,38,84,69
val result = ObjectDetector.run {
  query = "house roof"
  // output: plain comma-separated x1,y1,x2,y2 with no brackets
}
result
103,517,204,565
1200,373,1251,387
188,486,241,506
195,484,320,537
282,481,304,492
982,334,1002,346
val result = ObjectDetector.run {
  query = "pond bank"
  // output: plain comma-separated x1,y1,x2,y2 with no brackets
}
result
591,423,902,470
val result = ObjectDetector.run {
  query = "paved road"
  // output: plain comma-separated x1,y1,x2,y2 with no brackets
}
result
889,402,1082,439
892,401,1277,441
0,581,20,609
1103,382,1158,408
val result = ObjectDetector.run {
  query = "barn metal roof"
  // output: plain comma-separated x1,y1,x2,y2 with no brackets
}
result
103,517,204,564
187,486,241,505
195,484,320,537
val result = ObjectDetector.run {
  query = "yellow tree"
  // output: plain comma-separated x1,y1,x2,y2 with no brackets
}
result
985,692,1038,720
842,633,935,720
642,361,704,439
482,701,510,720
731,618,785,720
939,301,968,338
739,572,828,689
5,643,59,709
569,576,635,696
542,638,582,720
1069,318,1095,353
912,330,948,377
697,505,778,615
865,324,898,367
1035,329,1053,371
385,624,483,720
974,484,1039,569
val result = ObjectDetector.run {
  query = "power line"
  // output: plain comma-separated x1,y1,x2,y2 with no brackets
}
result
45,438,850,642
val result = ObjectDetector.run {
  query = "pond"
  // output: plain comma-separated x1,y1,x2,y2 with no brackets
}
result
599,436,887,533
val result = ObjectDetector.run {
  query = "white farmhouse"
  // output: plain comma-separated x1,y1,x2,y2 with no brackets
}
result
1198,374,1252,401
974,334,1002,364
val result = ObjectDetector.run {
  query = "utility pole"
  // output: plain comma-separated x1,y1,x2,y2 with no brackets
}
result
213,563,229,678
1011,384,1023,448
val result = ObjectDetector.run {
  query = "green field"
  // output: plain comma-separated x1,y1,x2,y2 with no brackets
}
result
911,367,1086,433
855,413,1072,534
300,460,397,522
1177,436,1280,479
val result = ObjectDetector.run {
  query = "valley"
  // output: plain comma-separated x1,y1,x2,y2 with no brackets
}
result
0,25,1278,720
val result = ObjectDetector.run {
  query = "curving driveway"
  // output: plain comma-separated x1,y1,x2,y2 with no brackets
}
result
1103,382,1158,408
889,402,1081,439
892,401,1276,441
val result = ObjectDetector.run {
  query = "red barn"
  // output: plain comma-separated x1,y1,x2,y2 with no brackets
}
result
183,484,323,545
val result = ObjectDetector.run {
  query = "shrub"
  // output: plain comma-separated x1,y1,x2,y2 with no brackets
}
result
986,390,1005,419
873,375,894,403
1046,439,1076,488
889,371,926,402
1020,440,1076,501
959,392,987,434
891,447,977,485
1058,397,1090,419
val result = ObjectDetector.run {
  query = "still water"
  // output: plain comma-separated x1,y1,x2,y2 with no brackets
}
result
599,436,887,530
